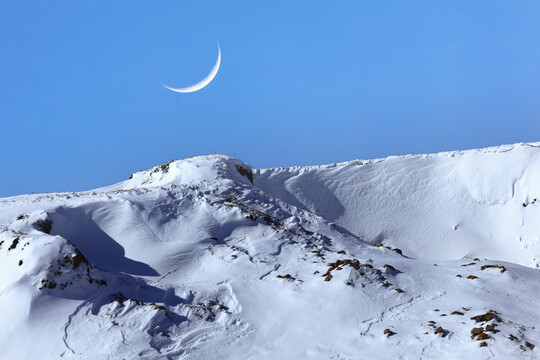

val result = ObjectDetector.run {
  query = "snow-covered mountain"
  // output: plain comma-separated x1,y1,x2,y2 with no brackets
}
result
1,143,539,359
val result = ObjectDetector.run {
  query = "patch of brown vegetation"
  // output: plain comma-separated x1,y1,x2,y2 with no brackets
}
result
434,327,447,337
479,341,487,347
322,259,364,282
480,264,507,273
485,324,496,332
467,275,478,279
337,250,346,254
461,262,476,267
150,302,166,311
376,243,383,248
277,274,293,279
158,161,172,173
471,327,484,338
327,259,361,272
525,341,534,349
471,310,501,323
394,288,404,293
472,329,491,343
477,333,490,340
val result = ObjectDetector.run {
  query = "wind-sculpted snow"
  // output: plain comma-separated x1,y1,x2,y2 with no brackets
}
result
255,142,540,267
0,149,539,359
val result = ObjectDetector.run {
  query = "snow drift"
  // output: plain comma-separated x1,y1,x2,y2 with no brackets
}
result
255,142,540,267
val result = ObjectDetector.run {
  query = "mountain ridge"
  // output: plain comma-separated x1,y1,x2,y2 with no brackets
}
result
1,142,539,359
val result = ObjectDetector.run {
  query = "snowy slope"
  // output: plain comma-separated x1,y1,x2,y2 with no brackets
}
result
255,142,540,267
0,148,539,359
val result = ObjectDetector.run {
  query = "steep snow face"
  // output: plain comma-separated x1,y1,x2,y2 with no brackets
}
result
255,143,540,267
1,144,540,359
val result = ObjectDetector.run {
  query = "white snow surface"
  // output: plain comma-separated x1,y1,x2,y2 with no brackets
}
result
1,145,539,359
256,142,540,267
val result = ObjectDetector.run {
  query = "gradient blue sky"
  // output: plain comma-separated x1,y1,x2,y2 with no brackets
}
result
2,1,540,196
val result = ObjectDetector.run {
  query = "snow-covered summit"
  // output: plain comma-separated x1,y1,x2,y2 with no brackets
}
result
103,154,254,191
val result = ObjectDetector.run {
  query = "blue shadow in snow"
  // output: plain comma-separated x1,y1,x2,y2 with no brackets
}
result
50,206,159,276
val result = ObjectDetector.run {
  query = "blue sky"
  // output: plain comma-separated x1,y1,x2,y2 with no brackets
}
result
2,1,540,196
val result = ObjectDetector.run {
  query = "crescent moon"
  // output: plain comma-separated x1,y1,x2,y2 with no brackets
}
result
162,43,221,93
